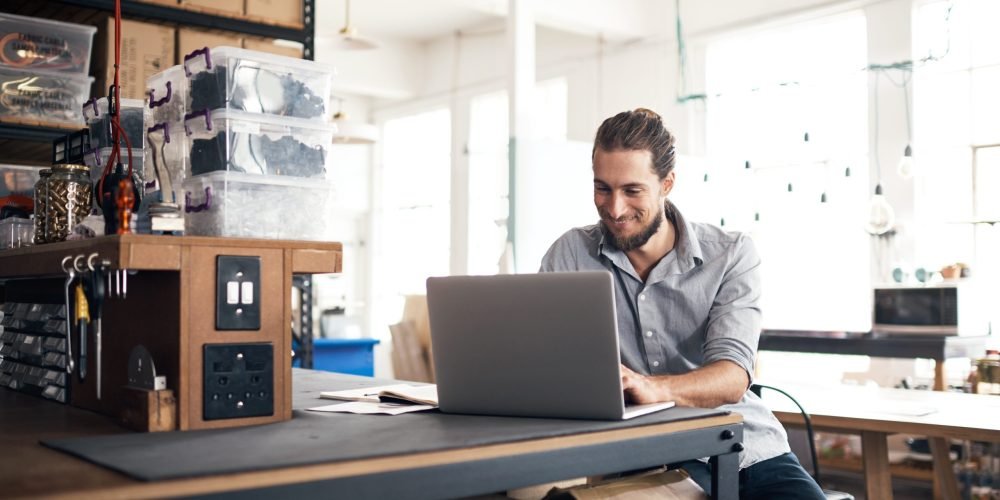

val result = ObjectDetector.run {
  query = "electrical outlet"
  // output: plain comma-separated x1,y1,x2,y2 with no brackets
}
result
203,343,273,420
216,255,261,330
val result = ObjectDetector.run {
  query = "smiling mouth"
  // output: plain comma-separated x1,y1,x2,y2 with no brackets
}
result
605,217,638,228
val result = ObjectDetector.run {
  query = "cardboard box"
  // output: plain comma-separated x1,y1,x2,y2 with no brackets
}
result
179,0,243,17
177,29,243,63
245,0,304,28
243,37,304,59
93,18,175,101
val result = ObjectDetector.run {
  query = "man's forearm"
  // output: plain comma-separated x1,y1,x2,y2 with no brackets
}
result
649,360,749,408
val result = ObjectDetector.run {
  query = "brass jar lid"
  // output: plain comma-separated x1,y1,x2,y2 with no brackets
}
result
51,163,91,174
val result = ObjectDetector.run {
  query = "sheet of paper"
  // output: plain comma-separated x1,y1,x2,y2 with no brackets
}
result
307,401,436,416
319,384,418,403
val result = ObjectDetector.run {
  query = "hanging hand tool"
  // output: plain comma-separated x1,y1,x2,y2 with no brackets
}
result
86,253,107,399
75,282,90,381
60,256,75,374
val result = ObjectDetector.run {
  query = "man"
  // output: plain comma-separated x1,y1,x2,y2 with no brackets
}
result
539,108,825,499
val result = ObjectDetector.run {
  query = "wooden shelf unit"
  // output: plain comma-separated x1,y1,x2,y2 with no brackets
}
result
0,235,341,430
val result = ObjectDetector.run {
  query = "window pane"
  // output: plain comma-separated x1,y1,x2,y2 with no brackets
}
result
971,66,1000,145
379,108,451,303
467,78,568,275
914,70,971,148
975,146,1000,221
914,0,971,72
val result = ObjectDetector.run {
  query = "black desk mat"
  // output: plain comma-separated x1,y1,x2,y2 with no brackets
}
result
42,369,728,481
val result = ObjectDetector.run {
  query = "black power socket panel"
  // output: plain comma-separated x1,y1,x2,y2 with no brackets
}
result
203,343,274,420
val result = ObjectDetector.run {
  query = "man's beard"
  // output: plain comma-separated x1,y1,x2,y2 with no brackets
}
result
601,204,664,251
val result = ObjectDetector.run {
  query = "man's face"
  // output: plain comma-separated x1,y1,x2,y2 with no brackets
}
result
593,148,673,251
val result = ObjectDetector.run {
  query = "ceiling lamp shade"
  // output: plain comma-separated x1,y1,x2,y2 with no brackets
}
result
331,97,378,144
332,112,379,144
332,0,379,50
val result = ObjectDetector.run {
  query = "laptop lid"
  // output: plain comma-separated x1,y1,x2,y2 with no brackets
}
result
427,271,648,420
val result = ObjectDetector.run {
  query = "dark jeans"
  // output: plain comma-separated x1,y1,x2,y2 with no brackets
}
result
675,452,826,499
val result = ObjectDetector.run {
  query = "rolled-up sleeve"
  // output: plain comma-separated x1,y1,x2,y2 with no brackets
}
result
702,234,762,384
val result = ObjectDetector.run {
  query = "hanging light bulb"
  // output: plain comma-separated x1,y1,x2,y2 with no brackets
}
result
865,184,895,235
897,144,914,179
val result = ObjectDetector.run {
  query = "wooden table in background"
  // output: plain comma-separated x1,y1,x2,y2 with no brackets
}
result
760,382,1000,500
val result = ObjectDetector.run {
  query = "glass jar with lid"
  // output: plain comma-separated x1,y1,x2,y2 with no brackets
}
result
32,169,52,244
46,163,92,242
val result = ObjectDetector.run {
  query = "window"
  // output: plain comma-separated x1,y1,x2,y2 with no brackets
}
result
374,108,451,330
466,78,569,275
913,0,1000,274
693,13,870,332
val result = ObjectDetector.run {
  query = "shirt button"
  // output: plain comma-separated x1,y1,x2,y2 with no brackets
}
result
645,331,653,338
652,361,660,367
639,294,646,301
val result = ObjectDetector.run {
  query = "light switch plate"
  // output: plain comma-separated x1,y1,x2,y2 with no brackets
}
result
216,256,261,330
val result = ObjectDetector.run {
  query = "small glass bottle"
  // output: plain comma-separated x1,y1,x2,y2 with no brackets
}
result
46,163,92,243
32,169,52,244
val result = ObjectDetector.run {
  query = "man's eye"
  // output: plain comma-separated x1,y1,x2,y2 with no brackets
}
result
625,189,642,195
594,186,610,192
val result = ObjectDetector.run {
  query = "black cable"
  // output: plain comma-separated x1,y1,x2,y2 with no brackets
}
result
753,383,822,486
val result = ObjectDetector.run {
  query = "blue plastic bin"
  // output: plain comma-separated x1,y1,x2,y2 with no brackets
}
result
294,338,380,376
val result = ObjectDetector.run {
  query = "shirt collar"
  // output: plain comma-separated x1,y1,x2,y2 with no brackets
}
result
597,201,704,279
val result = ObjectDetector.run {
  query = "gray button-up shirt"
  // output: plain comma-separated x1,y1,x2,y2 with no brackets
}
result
539,203,789,469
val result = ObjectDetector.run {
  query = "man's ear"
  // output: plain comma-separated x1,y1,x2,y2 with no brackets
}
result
661,171,676,197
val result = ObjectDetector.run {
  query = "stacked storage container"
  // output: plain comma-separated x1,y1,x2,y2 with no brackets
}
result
82,96,146,181
143,65,189,216
178,46,338,241
0,13,96,127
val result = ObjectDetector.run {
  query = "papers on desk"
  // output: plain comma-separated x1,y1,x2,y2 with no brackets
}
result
320,384,439,405
308,384,439,415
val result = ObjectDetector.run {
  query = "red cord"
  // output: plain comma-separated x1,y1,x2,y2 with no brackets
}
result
99,0,131,204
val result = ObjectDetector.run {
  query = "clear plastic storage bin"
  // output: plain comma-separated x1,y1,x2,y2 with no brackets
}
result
183,109,334,178
83,146,144,183
182,46,333,120
183,171,337,241
83,97,145,150
0,164,40,198
0,66,92,126
0,217,33,249
146,65,188,124
145,121,186,203
0,13,97,74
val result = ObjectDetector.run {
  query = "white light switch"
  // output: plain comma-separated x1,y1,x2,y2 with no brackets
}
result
241,282,254,304
226,281,239,304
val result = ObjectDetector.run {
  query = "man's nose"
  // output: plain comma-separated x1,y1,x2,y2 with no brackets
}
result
606,194,628,219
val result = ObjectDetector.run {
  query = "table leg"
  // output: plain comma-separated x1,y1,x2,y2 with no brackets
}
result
934,360,945,391
929,437,960,500
710,451,739,500
861,430,893,500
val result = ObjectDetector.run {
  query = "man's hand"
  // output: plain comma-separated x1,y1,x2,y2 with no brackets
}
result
620,364,668,405
620,360,749,408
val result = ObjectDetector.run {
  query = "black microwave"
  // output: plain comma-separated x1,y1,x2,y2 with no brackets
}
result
873,284,989,336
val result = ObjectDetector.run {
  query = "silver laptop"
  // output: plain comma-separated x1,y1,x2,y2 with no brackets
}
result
426,271,675,420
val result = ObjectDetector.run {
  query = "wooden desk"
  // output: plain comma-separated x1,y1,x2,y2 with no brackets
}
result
759,330,990,391
0,370,745,499
759,382,1000,500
